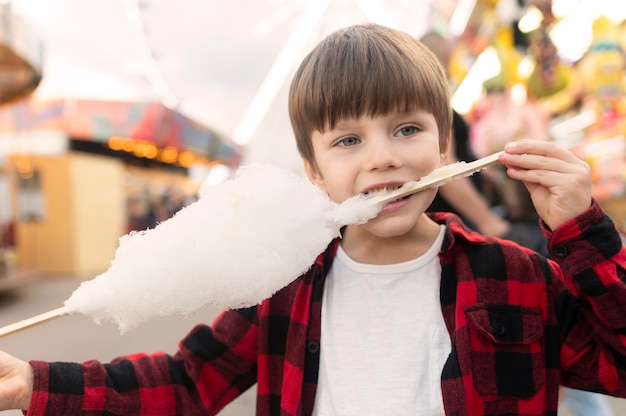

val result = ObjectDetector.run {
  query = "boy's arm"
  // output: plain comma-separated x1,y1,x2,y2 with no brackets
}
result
498,140,592,231
438,175,510,237
438,139,510,237
544,201,626,394
21,308,258,415
502,140,626,392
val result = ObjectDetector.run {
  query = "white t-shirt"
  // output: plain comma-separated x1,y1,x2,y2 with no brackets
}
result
312,226,450,416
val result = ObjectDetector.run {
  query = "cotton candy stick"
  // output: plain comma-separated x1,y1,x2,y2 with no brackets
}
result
0,307,68,338
365,151,503,206
0,153,502,337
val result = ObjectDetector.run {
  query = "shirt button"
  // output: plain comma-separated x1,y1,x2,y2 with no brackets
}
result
307,342,320,353
495,324,507,335
553,244,569,258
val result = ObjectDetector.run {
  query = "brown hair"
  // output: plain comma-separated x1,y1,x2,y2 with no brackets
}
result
288,23,452,169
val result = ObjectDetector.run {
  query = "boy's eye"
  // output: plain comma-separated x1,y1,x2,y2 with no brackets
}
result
336,136,360,147
396,125,419,137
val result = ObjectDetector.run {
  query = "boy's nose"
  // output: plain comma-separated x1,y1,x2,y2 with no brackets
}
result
363,138,402,171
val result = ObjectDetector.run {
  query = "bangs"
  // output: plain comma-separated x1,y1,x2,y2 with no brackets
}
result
289,24,452,164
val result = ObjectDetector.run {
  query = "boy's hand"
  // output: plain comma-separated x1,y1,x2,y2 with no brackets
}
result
0,350,33,410
499,140,592,231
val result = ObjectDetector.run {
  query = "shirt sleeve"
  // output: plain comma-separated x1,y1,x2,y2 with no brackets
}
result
25,307,259,416
544,200,626,395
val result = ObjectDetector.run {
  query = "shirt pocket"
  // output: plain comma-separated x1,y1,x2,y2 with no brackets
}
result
464,303,544,400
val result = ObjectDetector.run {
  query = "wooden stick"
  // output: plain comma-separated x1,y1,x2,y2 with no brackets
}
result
0,152,504,339
0,306,69,338
366,151,504,206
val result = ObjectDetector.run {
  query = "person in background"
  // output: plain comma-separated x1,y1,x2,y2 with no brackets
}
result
420,32,511,238
470,73,553,255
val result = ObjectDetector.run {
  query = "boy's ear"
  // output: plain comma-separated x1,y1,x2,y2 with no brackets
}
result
303,159,326,190
440,133,452,161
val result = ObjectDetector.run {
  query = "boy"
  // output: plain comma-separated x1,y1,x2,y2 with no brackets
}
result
1,23,626,415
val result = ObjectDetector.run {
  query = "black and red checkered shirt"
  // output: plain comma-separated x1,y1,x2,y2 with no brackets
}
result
27,201,626,415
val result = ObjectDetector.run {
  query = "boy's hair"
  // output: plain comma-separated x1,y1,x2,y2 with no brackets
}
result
288,23,452,170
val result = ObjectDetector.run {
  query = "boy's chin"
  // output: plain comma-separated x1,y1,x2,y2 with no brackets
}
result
357,215,424,239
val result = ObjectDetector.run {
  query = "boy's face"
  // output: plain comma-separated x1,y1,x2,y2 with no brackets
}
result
304,110,446,237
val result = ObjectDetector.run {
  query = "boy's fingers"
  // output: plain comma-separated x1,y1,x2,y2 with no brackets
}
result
504,155,583,177
506,166,589,191
500,141,590,173
503,139,561,155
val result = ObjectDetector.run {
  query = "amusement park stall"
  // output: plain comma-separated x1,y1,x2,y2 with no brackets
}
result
0,98,241,278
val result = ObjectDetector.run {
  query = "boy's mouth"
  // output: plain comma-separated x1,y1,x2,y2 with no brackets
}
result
363,185,403,197
363,185,411,202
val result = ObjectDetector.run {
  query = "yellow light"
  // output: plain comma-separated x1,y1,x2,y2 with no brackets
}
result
133,141,146,158
108,136,124,151
121,138,135,153
143,144,158,159
160,146,179,164
178,151,196,168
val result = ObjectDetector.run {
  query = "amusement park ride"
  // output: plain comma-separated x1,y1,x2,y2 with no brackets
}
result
0,2,42,278
0,3,41,105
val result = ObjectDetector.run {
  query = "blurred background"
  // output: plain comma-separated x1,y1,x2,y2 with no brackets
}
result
0,0,626,414
1,0,626,280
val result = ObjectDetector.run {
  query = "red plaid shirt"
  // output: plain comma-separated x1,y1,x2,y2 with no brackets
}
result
27,201,626,415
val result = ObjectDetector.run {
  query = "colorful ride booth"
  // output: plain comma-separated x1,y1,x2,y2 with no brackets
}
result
0,98,241,279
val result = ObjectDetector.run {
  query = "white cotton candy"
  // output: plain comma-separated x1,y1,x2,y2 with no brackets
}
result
64,164,381,333
331,193,381,225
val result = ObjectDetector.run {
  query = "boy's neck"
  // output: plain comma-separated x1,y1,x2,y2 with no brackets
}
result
340,215,441,265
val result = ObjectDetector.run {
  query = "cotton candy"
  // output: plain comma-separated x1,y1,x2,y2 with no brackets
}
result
63,164,381,333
